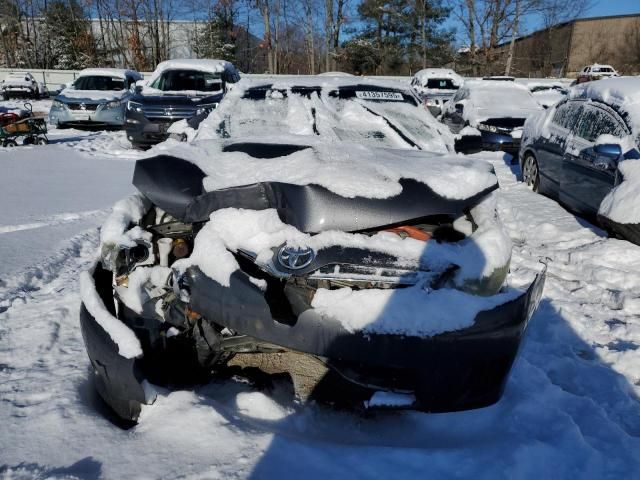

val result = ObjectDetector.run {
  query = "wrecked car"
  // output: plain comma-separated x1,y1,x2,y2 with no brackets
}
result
80,78,546,422
441,80,543,155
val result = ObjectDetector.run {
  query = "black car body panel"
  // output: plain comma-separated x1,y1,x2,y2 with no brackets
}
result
81,262,546,420
79,266,147,422
133,153,498,232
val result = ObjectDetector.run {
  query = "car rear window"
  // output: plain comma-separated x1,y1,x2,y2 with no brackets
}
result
425,79,459,90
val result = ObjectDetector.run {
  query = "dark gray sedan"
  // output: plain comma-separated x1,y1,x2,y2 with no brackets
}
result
519,77,640,243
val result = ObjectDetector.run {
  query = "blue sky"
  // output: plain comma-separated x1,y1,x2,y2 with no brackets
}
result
448,0,640,45
588,0,640,18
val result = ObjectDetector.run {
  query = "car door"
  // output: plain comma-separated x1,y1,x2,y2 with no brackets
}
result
535,100,583,197
560,103,627,215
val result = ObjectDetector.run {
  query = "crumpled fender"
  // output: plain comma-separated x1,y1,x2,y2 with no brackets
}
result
79,264,149,422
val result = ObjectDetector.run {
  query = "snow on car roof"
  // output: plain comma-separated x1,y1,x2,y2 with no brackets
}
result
414,68,463,86
239,74,412,91
151,59,236,75
569,77,640,135
78,68,142,79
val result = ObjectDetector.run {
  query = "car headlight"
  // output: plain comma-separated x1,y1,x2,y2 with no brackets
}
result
104,100,121,109
127,101,143,113
196,103,218,115
477,123,498,133
51,100,66,109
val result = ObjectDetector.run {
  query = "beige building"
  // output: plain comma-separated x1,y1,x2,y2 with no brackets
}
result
491,13,640,78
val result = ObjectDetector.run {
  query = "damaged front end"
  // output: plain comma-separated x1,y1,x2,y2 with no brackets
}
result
80,154,546,422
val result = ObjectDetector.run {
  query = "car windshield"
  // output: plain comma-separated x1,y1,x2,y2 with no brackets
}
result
149,70,223,92
74,76,125,91
425,78,459,90
217,86,444,151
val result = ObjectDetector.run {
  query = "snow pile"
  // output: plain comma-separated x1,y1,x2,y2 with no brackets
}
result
311,282,522,336
168,138,496,200
599,159,640,224
100,194,151,247
80,269,143,359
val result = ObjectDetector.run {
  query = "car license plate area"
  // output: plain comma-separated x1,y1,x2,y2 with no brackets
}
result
355,91,404,101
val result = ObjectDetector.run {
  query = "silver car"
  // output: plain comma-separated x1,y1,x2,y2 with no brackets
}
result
49,68,142,129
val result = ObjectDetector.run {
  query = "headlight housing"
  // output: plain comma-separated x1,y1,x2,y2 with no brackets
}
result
196,103,218,115
477,123,498,133
51,99,66,109
104,100,121,109
127,101,143,113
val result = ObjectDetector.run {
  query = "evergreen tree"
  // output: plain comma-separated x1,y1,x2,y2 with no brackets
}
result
194,4,237,63
44,0,98,70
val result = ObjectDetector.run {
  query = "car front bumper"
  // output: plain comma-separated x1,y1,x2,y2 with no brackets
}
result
124,113,173,146
49,104,126,128
81,262,546,421
479,131,521,155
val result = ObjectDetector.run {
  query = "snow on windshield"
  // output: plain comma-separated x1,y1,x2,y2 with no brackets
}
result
193,80,453,152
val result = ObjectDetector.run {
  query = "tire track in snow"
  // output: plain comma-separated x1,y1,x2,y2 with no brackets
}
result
0,229,99,313
0,209,104,235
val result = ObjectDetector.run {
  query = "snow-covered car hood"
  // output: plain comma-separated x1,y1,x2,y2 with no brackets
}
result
470,106,542,125
136,138,498,230
56,89,128,103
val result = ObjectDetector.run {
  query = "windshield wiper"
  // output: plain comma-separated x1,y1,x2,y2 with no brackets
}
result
359,104,420,149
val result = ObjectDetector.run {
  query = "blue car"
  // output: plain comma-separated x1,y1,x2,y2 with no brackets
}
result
49,68,143,129
519,77,640,243
441,79,542,155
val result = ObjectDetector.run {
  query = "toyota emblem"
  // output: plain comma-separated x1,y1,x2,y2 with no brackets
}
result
277,245,315,270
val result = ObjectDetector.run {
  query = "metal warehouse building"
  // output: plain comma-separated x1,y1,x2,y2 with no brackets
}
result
491,13,640,78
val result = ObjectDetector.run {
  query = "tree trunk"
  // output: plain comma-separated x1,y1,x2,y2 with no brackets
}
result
504,0,520,75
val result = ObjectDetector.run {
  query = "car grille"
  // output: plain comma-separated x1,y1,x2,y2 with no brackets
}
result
67,103,99,111
142,106,196,120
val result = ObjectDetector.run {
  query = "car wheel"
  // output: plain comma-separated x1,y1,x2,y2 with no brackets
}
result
522,153,540,192
36,137,48,145
3,139,18,148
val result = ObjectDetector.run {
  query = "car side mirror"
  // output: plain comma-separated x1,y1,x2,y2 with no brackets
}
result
594,143,622,159
134,79,145,94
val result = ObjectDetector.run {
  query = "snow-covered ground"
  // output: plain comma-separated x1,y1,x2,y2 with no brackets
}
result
1,127,639,478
